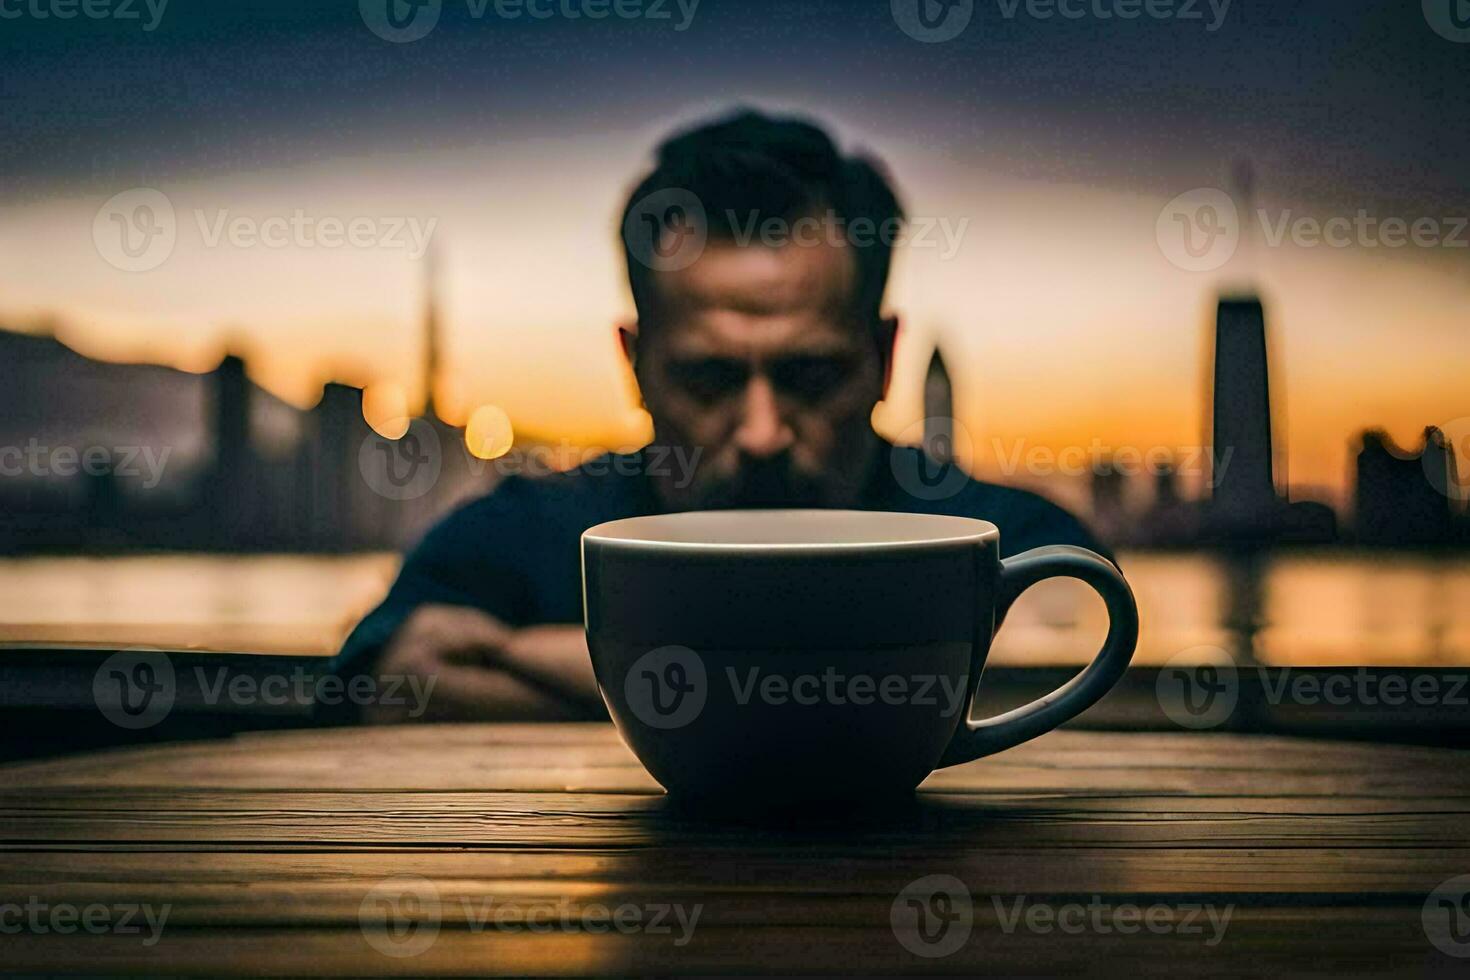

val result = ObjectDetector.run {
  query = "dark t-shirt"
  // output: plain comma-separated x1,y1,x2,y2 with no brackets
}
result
335,444,1104,676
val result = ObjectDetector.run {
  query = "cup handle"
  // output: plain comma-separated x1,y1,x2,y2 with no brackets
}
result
939,544,1138,767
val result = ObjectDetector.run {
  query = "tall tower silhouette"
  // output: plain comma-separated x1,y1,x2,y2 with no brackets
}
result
1211,297,1276,524
1209,160,1275,524
411,239,483,530
211,354,251,478
923,342,954,465
422,243,442,421
206,353,256,547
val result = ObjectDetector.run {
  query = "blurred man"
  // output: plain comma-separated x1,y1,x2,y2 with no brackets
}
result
337,109,1101,723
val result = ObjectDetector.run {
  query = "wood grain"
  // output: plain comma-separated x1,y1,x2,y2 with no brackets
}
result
1,723,1466,976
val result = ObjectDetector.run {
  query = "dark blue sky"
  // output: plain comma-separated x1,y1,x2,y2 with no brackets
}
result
2,0,1465,213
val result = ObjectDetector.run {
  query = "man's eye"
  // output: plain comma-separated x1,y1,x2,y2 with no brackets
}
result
767,355,858,403
666,359,749,401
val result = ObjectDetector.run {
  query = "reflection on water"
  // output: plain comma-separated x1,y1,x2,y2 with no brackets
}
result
0,550,1467,665
994,550,1470,666
0,554,398,655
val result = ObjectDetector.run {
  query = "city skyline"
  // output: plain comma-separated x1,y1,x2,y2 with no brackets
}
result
2,3,1467,508
1,275,1463,554
2,209,1464,516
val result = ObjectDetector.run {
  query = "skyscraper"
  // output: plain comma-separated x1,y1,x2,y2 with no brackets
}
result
1210,297,1276,524
1204,295,1335,544
205,353,257,546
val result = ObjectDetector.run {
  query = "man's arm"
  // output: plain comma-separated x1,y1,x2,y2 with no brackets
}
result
362,605,602,724
494,623,602,707
331,483,603,724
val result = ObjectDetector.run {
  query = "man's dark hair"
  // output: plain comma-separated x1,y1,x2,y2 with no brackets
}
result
621,108,905,328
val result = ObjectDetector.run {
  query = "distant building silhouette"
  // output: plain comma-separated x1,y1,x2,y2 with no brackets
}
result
8,265,1467,554
1354,427,1460,547
923,342,954,465
205,353,257,547
1141,463,1199,546
1203,295,1335,545
0,259,499,554
1096,458,1201,549
423,243,445,421
1210,297,1277,523
416,245,489,528
1089,460,1130,544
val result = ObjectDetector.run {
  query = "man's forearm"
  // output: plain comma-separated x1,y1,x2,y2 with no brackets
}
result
493,625,604,713
356,604,602,724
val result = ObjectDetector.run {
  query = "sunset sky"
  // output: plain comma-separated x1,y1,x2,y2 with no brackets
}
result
1,0,1465,509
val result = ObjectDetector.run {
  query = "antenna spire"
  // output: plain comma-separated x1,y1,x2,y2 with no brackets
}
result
423,242,441,419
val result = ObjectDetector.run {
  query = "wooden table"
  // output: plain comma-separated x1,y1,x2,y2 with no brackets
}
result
2,724,1468,976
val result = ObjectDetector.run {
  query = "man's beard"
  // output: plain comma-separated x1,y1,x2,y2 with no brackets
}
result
691,453,831,510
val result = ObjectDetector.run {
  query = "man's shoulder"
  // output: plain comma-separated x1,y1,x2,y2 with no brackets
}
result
881,446,1103,557
419,452,651,539
503,451,656,514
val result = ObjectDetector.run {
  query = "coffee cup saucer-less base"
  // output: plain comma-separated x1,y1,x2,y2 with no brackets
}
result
583,510,1138,810
595,639,971,812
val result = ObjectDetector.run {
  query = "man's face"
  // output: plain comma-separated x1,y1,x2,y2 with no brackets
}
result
631,230,891,509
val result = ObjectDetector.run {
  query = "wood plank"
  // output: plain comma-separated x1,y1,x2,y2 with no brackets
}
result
3,847,1466,904
10,758,1466,796
6,726,1469,797
0,910,1461,978
1,791,1466,849
0,887,1446,931
1,725,1465,975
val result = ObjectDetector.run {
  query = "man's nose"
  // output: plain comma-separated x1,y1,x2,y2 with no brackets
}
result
732,375,794,458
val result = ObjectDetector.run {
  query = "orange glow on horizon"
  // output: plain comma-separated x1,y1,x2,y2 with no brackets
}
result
1,135,1466,503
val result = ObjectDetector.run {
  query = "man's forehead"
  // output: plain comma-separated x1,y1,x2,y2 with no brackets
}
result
653,236,857,321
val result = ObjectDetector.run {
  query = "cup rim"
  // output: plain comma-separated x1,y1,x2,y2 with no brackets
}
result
583,509,998,554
